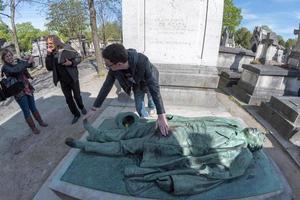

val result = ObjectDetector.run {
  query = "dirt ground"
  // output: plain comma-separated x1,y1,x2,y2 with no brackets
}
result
0,62,299,200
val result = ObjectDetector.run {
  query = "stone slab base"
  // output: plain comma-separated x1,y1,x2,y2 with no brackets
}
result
231,85,269,105
258,102,298,139
269,96,300,126
156,64,220,89
160,87,219,107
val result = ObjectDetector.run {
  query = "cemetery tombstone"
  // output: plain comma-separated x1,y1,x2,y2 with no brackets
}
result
287,24,300,69
122,0,224,107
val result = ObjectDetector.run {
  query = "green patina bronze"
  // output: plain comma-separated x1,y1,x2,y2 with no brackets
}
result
62,112,272,198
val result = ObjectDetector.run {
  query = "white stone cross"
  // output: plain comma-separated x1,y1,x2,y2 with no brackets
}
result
263,32,275,45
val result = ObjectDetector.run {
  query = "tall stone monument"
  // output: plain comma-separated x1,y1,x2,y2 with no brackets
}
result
251,26,284,65
287,24,300,69
123,0,224,106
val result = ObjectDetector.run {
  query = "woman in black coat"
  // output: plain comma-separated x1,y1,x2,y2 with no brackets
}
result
1,49,48,134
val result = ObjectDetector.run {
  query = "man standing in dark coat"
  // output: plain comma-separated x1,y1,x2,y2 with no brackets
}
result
84,43,169,136
45,35,87,124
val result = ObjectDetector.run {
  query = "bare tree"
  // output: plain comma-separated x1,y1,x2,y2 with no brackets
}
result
0,0,22,57
9,0,21,57
87,0,102,73
95,0,121,46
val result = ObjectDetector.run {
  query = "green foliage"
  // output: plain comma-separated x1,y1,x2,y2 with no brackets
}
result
84,30,92,43
277,35,285,46
223,0,242,33
98,22,121,41
16,22,48,52
95,0,121,44
285,38,297,49
234,27,252,49
0,23,11,41
46,0,88,39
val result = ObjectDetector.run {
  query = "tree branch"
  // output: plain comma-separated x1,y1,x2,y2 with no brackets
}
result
0,12,11,18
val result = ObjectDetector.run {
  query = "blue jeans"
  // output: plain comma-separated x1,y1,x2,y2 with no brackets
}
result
16,94,38,118
134,89,155,118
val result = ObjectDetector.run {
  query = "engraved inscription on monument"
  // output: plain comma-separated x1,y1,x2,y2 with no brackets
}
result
144,0,207,64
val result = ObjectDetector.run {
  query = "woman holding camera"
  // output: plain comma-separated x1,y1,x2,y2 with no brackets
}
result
1,49,48,134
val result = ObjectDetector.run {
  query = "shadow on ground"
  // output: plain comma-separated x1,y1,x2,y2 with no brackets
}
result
0,91,115,200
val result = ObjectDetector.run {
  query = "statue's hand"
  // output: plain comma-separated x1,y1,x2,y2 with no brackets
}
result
156,114,169,136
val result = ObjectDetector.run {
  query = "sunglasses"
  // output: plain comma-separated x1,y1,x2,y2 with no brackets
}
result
105,63,115,70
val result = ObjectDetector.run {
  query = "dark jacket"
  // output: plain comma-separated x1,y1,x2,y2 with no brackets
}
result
94,49,165,114
45,45,81,86
1,60,34,99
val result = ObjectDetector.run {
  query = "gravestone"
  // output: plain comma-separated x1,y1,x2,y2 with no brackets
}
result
276,46,284,64
251,26,269,57
287,24,300,69
32,38,47,67
68,36,89,57
259,96,300,142
259,32,278,65
220,27,235,48
123,0,224,107
284,47,292,63
257,96,300,168
231,64,300,105
217,47,255,89
220,27,229,47
251,27,284,65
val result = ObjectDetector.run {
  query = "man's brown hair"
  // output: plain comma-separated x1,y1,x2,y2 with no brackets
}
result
46,35,65,49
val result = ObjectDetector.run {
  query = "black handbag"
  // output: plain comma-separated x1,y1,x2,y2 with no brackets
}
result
0,78,25,101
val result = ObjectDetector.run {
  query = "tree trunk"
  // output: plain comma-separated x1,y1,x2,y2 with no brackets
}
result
87,0,102,73
10,0,21,58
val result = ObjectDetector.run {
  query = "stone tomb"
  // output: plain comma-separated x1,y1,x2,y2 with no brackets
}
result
46,103,292,200
287,24,300,69
259,96,300,145
218,68,241,89
232,64,300,105
217,47,255,89
218,46,255,72
123,0,224,107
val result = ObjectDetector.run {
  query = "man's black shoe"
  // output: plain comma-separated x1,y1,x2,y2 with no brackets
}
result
81,108,87,115
71,115,80,124
65,137,76,148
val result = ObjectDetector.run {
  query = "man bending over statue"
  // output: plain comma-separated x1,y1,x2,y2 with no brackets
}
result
84,43,169,136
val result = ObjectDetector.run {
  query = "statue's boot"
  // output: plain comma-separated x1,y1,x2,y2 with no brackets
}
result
65,137,130,156
65,138,85,149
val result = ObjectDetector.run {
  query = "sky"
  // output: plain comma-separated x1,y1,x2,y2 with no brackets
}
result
234,0,300,40
2,0,300,40
2,1,48,30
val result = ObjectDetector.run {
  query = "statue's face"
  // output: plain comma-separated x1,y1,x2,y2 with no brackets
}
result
47,37,56,51
243,128,265,152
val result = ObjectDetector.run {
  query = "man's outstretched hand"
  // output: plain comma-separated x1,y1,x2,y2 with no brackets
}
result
83,107,98,120
156,114,169,136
